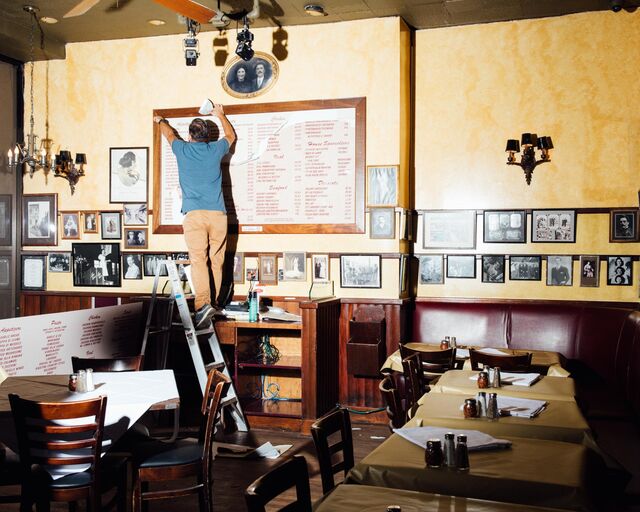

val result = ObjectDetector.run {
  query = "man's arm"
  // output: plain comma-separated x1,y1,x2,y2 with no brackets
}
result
153,116,178,145
212,103,236,147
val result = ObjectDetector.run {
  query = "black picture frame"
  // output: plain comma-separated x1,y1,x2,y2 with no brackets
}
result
109,147,149,203
22,193,57,246
124,228,148,249
546,255,573,286
446,254,476,279
340,255,382,288
483,210,527,243
21,253,47,291
607,256,633,286
0,194,12,246
123,253,143,280
72,243,121,287
101,212,122,240
0,254,10,289
579,255,599,287
610,210,638,242
481,255,505,283
531,209,577,243
418,254,444,284
422,210,476,249
48,252,71,273
143,254,168,277
509,255,542,281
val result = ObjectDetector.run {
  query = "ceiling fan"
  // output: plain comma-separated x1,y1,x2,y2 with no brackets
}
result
63,0,260,27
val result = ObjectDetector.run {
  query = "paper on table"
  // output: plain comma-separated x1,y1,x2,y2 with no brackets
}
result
477,347,509,356
456,348,470,358
468,371,542,387
394,426,511,451
496,396,547,418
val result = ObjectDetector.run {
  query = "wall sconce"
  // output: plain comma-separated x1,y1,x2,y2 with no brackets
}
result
53,151,86,195
505,133,554,185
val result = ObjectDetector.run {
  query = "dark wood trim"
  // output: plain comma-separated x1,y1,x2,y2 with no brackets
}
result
415,296,640,309
417,207,640,215
340,297,409,305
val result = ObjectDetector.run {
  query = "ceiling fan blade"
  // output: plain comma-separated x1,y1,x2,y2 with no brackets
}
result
63,0,102,18
152,0,217,24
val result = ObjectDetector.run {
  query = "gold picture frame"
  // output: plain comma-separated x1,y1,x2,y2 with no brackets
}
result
221,52,279,99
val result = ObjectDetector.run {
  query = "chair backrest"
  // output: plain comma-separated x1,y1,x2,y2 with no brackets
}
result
469,348,532,372
200,370,231,470
399,344,457,378
244,455,312,512
378,374,406,430
71,355,144,372
310,407,354,495
401,353,427,413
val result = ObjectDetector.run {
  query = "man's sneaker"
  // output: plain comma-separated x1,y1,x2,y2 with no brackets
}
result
194,304,215,328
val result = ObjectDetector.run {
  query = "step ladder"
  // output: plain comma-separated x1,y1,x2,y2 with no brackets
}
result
141,258,248,432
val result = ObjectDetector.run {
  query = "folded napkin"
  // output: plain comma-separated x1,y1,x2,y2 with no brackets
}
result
394,426,511,451
500,372,542,387
477,348,509,356
496,396,547,418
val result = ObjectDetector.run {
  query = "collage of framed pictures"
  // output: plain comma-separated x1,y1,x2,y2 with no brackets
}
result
483,210,526,243
423,210,476,249
532,210,576,242
22,194,57,246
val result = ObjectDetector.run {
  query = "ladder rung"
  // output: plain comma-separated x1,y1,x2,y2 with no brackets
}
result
221,395,238,407
148,328,171,335
195,326,216,336
205,361,226,372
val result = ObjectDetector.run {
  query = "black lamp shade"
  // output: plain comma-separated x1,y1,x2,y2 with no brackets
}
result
505,139,520,152
521,133,538,146
60,150,71,162
54,154,62,165
545,136,554,149
75,153,87,165
537,137,547,149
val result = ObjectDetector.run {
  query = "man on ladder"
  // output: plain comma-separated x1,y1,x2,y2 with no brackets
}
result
154,102,236,328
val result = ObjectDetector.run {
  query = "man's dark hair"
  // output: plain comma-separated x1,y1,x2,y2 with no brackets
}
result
189,118,210,142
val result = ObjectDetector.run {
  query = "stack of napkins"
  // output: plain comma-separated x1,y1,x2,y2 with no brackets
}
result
496,396,547,418
394,426,511,451
500,372,542,386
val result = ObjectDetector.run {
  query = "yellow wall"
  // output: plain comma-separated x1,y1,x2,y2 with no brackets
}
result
22,17,410,298
415,11,640,301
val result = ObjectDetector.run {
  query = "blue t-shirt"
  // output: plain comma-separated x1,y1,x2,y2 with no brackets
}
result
171,138,230,213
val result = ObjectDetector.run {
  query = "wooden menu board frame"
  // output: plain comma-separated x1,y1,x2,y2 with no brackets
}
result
152,97,366,235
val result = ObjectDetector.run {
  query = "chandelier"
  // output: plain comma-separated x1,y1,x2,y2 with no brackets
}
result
505,133,554,185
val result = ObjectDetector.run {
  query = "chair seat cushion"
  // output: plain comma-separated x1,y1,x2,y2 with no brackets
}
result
134,438,203,468
48,470,92,489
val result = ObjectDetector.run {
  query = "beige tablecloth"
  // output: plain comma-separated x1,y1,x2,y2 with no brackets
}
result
407,392,591,444
346,433,602,511
428,370,576,402
314,484,567,512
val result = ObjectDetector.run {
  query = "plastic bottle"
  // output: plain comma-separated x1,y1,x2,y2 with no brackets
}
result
455,434,470,471
248,292,258,322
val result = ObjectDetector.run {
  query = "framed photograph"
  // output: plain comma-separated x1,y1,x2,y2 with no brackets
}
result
124,228,148,249
123,253,143,280
607,256,633,286
21,253,46,291
580,255,599,287
282,252,306,281
101,212,122,240
546,255,573,286
423,210,476,249
257,254,277,285
399,254,408,292
484,210,526,243
83,211,98,234
610,210,638,242
109,147,148,203
246,268,259,282
72,243,121,287
22,193,57,246
171,252,189,262
0,195,12,246
419,254,444,284
370,207,395,239
48,252,71,273
143,254,168,277
340,255,381,288
509,256,542,281
123,203,148,226
0,255,10,288
312,254,330,283
532,209,576,242
221,52,279,99
481,255,505,283
232,252,244,284
367,165,398,207
446,254,476,279
60,211,80,240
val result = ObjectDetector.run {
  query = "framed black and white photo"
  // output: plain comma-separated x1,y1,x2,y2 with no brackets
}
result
124,228,148,249
101,212,121,240
72,243,121,287
143,254,168,277
419,254,444,284
312,254,330,283
369,207,395,239
607,256,633,286
232,252,244,284
246,268,259,283
123,253,143,280
0,255,9,288
340,255,381,288
446,254,476,279
83,211,98,234
580,255,599,287
221,52,279,99
481,255,505,283
0,195,11,246
610,210,638,242
22,193,57,246
259,254,278,285
546,255,573,286
509,256,542,281
483,210,526,243
399,254,408,293
423,210,476,249
109,147,148,203
367,165,398,207
21,253,46,291
60,211,80,240
282,252,306,281
48,252,71,273
123,203,148,226
532,210,576,243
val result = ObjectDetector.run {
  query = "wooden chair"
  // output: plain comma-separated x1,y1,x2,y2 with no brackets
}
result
0,442,22,505
379,374,406,431
401,353,427,415
469,348,532,372
71,355,144,372
310,407,354,494
399,344,457,385
131,369,230,512
9,394,126,512
244,455,312,512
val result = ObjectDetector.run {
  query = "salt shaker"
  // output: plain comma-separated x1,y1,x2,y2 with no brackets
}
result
487,392,499,419
476,391,487,417
450,336,457,349
85,368,94,392
77,370,86,393
491,366,501,388
487,367,495,387
455,434,470,471
444,432,456,468
425,439,444,468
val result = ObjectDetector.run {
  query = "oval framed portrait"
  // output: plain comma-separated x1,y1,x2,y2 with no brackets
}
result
221,52,279,99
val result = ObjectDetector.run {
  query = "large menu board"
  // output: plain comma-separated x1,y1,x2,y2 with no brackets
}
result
153,98,365,234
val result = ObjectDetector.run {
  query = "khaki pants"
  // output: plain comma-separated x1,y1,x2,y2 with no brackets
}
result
182,210,227,310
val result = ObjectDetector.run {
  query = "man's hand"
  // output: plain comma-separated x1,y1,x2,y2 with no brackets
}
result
212,103,225,117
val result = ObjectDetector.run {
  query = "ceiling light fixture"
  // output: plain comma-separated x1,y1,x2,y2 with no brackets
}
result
304,4,327,16
235,16,254,61
183,18,200,66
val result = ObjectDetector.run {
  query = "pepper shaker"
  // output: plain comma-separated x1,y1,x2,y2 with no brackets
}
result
425,439,444,468
491,366,502,388
444,432,456,468
77,369,86,393
455,434,470,471
450,336,457,349
487,392,499,419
